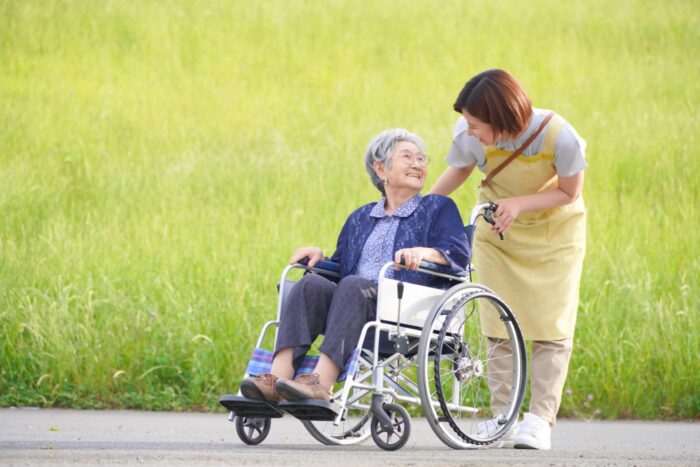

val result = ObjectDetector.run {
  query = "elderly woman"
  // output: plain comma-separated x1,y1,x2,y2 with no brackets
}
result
240,128,469,403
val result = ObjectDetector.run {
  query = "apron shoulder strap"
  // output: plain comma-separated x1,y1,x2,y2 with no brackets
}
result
481,112,555,188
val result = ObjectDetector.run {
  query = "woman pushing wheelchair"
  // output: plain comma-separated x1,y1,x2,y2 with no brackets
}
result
239,128,469,403
430,69,587,450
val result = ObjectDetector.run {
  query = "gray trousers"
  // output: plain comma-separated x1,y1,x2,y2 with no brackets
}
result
275,274,377,372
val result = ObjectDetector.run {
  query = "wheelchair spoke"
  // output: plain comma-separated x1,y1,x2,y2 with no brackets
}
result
302,359,374,445
419,287,527,447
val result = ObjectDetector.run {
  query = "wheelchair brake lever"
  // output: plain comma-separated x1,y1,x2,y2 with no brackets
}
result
392,281,409,354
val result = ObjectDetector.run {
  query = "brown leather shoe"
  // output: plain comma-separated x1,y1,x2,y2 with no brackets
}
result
240,374,281,402
275,373,333,401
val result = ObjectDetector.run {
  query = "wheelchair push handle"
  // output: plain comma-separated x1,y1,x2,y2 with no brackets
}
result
483,203,504,241
483,202,497,226
470,202,504,241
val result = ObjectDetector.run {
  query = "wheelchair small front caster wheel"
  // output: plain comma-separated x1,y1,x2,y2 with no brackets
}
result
235,416,270,445
370,403,411,451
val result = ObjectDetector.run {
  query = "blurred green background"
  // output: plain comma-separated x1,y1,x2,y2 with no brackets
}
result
1,0,698,418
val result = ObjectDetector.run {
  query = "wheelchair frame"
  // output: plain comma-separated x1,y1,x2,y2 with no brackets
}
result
220,203,527,450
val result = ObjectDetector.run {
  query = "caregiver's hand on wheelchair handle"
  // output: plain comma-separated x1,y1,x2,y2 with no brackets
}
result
290,246,324,268
493,198,522,235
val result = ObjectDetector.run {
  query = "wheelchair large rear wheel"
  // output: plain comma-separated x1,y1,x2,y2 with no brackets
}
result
301,354,373,445
417,283,527,449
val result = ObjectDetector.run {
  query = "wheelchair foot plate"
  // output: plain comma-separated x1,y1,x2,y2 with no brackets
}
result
218,395,284,418
278,399,341,421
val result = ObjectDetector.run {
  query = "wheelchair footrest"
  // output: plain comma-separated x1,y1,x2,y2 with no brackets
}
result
278,399,341,421
218,395,284,418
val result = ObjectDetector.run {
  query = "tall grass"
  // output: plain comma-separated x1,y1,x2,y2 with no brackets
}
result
1,0,698,417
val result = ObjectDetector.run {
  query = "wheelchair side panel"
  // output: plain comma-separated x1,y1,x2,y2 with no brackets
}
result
377,278,445,329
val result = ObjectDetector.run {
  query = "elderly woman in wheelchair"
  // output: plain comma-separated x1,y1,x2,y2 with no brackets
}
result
241,128,469,403
221,129,527,451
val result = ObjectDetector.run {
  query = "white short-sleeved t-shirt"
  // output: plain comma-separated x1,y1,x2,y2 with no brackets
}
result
445,107,588,177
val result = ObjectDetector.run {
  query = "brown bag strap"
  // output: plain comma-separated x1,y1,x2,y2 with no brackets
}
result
481,112,555,187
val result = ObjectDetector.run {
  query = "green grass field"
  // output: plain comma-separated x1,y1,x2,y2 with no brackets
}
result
1,0,698,418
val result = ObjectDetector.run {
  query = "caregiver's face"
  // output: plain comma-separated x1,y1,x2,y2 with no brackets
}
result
463,110,498,145
385,141,428,191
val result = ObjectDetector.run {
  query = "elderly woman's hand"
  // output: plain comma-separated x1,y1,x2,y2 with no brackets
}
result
289,247,324,268
394,247,450,270
394,247,427,270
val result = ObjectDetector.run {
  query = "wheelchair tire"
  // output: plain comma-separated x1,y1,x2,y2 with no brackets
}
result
302,413,372,446
370,403,411,451
235,416,271,445
301,359,374,446
417,283,527,449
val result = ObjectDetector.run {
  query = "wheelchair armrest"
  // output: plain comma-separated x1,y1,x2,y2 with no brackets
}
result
312,260,340,273
297,257,341,275
394,256,468,280
416,260,468,279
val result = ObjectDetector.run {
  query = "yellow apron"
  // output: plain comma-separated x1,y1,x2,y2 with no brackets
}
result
477,116,586,340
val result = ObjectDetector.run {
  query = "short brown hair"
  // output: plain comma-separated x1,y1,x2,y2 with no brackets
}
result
453,69,532,137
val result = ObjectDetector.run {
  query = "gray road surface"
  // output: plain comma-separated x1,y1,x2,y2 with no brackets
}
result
1,408,698,465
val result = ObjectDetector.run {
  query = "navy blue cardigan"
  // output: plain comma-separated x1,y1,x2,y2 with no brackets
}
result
328,194,470,289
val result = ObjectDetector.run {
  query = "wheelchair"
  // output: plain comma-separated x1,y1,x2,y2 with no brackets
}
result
219,203,527,450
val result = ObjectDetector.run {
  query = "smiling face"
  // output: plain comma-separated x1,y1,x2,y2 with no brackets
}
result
374,140,427,195
463,110,499,145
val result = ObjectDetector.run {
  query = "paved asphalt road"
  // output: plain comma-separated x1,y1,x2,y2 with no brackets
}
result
1,408,698,465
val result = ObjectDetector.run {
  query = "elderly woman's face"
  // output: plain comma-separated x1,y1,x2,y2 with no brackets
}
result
382,141,428,193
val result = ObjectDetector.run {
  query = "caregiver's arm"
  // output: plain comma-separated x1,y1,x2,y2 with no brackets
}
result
428,165,476,196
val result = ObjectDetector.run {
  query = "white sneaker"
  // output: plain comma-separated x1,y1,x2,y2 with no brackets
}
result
514,412,551,450
473,416,519,448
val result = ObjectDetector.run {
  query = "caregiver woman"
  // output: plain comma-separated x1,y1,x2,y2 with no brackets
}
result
429,69,587,450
